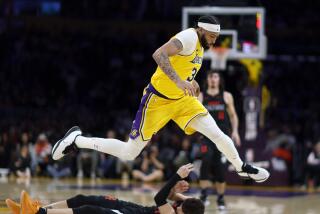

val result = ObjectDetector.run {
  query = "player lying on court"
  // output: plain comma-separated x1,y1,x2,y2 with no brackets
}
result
52,15,269,183
6,164,204,214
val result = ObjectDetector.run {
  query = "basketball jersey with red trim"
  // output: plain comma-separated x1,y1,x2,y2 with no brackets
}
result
203,91,230,134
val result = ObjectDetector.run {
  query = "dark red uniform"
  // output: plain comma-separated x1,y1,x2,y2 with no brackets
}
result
200,90,231,182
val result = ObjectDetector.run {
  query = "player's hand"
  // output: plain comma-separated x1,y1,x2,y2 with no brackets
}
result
177,163,194,178
191,80,200,97
176,80,196,97
173,180,189,193
232,131,241,147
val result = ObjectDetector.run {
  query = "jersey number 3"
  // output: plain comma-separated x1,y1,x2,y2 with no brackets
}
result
187,68,198,82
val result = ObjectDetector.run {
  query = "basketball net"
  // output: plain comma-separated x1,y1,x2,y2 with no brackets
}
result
209,47,229,70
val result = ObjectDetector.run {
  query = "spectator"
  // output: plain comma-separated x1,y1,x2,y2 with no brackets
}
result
19,132,37,174
34,134,52,176
306,141,320,190
11,145,31,178
0,132,12,168
47,156,72,179
132,145,164,182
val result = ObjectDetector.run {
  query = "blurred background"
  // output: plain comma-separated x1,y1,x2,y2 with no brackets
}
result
0,0,320,192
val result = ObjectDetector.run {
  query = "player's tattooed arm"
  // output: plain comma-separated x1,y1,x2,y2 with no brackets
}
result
152,38,196,96
152,38,183,84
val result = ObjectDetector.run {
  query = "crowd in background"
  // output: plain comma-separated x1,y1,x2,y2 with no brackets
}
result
0,0,320,189
0,127,203,181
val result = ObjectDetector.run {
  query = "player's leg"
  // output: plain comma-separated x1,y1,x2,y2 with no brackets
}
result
211,146,226,210
189,114,243,170
199,143,213,204
43,201,68,209
72,205,118,214
173,97,243,170
199,180,211,205
215,181,226,210
51,125,148,161
46,209,72,214
37,206,116,214
66,194,151,211
189,114,269,182
52,88,172,162
215,182,226,198
66,195,120,209
199,144,227,210
20,192,123,214
199,143,227,209
67,194,154,213
6,196,67,214
51,87,152,161
75,136,147,161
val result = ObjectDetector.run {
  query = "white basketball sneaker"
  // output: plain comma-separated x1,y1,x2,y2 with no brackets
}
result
52,126,82,160
237,163,270,183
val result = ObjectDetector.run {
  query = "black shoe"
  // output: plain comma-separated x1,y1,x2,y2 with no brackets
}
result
52,126,82,160
237,163,270,183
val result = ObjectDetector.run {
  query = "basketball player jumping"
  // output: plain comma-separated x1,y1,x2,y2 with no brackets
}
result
198,70,240,210
52,16,269,182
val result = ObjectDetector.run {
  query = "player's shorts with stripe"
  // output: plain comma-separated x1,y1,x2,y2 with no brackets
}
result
129,83,208,141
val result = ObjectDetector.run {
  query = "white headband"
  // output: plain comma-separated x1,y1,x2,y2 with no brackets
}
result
198,22,220,33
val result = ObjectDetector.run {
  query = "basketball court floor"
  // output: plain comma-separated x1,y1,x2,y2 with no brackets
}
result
0,178,319,214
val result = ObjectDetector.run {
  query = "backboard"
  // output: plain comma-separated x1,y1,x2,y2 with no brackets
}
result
182,7,267,60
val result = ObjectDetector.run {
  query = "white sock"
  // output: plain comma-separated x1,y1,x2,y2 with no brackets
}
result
75,136,147,161
190,114,243,171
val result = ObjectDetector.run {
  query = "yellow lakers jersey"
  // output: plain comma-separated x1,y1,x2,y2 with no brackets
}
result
150,29,204,99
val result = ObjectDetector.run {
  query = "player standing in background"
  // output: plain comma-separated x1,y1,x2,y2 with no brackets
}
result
198,70,241,210
52,16,269,183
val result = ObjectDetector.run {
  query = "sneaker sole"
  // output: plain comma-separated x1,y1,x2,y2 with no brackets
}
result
52,126,81,160
253,174,270,183
238,169,270,183
218,205,226,211
246,173,270,183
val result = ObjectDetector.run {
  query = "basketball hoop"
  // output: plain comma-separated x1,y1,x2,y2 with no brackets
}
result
209,47,229,70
